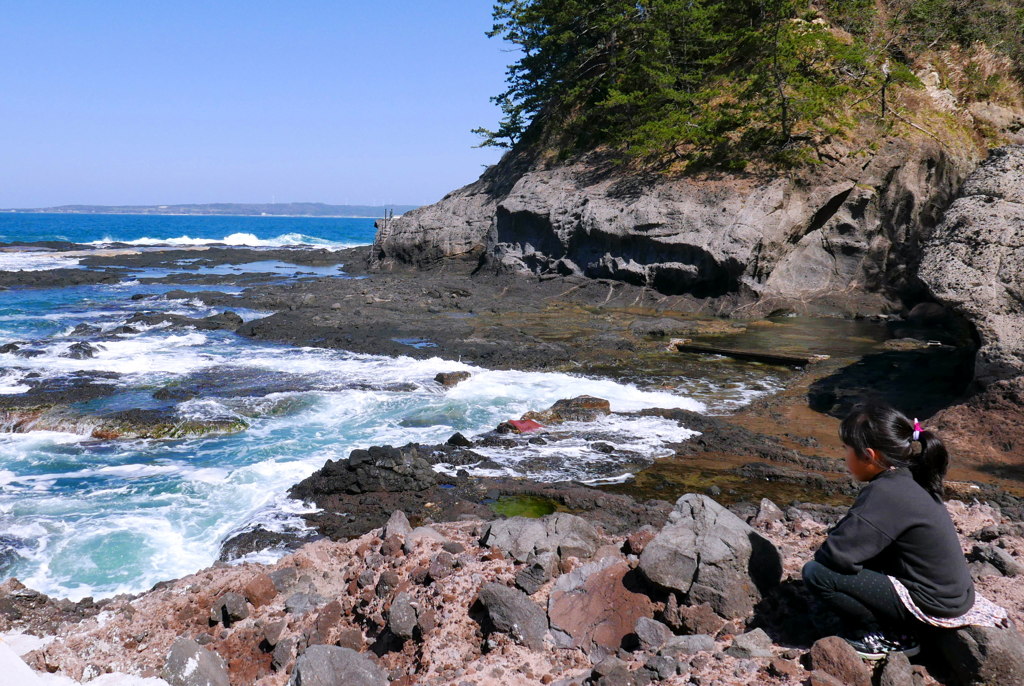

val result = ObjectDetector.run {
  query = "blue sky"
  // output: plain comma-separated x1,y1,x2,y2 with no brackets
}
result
0,2,511,207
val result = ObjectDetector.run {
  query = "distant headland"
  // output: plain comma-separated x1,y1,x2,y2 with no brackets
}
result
0,202,420,218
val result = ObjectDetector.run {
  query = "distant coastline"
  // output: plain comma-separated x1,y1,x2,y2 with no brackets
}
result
0,202,418,219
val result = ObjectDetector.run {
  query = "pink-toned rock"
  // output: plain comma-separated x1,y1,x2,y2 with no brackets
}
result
243,572,278,608
809,669,847,686
663,598,725,637
548,559,654,652
308,600,344,645
766,657,804,679
809,636,872,686
625,527,656,556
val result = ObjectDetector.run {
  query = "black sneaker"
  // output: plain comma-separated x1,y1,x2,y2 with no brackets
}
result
843,631,921,660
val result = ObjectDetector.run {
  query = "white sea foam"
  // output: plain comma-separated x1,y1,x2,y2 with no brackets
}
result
0,252,81,272
86,232,363,250
0,283,782,601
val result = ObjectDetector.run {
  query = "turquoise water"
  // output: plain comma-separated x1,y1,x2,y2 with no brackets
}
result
0,214,747,601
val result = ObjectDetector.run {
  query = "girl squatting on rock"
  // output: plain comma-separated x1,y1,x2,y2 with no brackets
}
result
802,401,1009,660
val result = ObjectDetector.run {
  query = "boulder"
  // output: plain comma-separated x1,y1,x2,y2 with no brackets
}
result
725,628,773,658
427,551,456,580
547,557,654,652
969,544,1024,577
474,582,548,650
62,342,99,359
290,444,436,497
624,526,656,556
634,617,672,652
388,592,418,640
403,526,446,553
208,591,249,627
162,638,230,686
243,573,278,608
272,638,295,672
287,644,389,686
879,651,914,686
644,654,682,680
807,636,872,686
662,599,726,636
638,494,782,617
522,395,611,424
936,624,1024,686
659,634,715,658
435,371,471,387
480,512,600,562
383,510,412,539
752,498,785,528
515,551,559,595
285,592,326,615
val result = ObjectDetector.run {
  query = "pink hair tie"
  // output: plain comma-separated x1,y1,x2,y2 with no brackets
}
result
912,419,923,441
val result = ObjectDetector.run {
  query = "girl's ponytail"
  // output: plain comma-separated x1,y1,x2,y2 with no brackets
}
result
911,430,949,499
840,401,950,499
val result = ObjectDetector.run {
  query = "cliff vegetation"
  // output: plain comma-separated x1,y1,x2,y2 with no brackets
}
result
474,0,1024,168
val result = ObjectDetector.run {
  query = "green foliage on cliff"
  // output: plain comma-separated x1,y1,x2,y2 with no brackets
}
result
475,0,1024,166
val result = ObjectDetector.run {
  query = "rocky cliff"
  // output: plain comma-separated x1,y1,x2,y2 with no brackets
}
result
373,132,985,316
921,145,1024,385
920,145,1024,466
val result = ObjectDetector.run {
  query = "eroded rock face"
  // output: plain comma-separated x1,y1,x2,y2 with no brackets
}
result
921,145,1024,384
374,138,974,315
638,494,782,618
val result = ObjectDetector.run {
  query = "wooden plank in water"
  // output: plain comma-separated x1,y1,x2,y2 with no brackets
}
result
669,338,829,367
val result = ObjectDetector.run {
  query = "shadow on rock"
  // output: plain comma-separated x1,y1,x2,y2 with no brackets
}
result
808,347,974,419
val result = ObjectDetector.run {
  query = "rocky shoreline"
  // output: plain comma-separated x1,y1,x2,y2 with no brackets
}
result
3,484,1022,686
0,146,1023,684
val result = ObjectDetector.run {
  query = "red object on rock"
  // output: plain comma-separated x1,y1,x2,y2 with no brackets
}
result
508,419,544,433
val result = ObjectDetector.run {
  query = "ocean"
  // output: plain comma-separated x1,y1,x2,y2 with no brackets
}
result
0,214,766,601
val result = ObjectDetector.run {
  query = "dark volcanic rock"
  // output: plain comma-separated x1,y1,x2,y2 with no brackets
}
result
290,444,437,497
162,637,230,686
0,268,127,289
474,582,548,650
435,371,471,387
61,342,99,359
127,310,244,331
218,526,318,562
287,644,389,686
936,624,1024,686
522,395,612,424
208,592,249,627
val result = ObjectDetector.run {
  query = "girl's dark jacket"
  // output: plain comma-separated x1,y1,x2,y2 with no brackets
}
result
815,467,974,617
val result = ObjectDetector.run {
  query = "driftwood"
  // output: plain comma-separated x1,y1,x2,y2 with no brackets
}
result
669,338,830,367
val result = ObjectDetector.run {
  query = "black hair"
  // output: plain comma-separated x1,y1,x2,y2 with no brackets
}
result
839,400,949,498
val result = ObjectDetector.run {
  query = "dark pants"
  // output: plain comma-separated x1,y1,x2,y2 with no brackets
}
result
802,560,916,633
